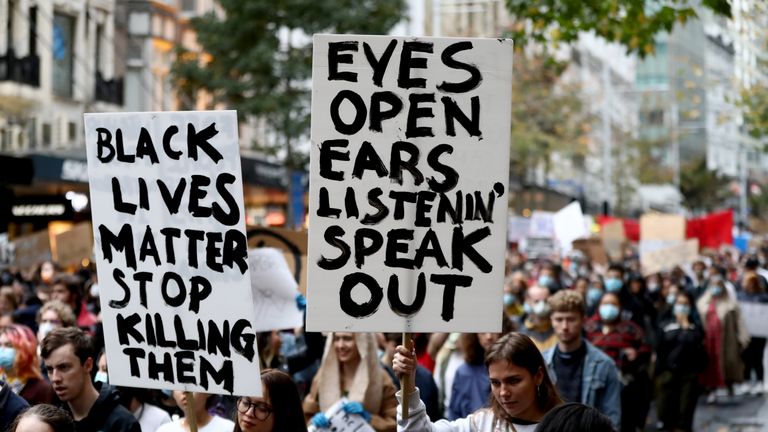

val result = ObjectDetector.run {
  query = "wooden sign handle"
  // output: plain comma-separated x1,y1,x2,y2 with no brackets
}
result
400,333,413,420
185,391,198,432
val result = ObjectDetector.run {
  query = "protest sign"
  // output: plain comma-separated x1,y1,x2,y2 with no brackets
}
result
601,220,625,261
248,248,304,332
13,230,51,270
641,239,699,276
572,238,609,266
740,302,768,338
54,222,93,268
524,236,557,259
507,216,530,244
529,211,555,238
247,227,308,295
307,35,513,332
553,202,587,254
307,398,375,432
84,111,260,396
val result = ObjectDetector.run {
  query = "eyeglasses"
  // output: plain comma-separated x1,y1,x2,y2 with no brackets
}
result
236,398,273,421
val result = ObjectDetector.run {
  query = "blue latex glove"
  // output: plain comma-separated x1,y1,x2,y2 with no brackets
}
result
311,412,330,428
296,293,307,311
342,401,372,422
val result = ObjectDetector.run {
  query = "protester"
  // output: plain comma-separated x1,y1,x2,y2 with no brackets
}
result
543,289,621,427
430,332,463,419
10,403,75,432
535,402,615,432
736,272,768,395
1,379,29,432
655,291,705,432
114,386,172,432
304,332,397,431
537,262,564,293
697,274,750,403
234,369,307,432
503,270,528,323
448,318,514,420
49,275,97,332
585,278,604,317
520,284,557,351
621,274,658,347
40,327,139,431
36,300,77,343
584,292,651,432
380,333,440,421
157,392,234,432
0,324,56,405
393,332,562,431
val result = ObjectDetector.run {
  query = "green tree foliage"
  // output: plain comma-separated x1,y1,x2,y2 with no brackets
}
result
679,158,732,212
505,0,731,57
511,52,591,182
172,0,406,168
739,84,768,143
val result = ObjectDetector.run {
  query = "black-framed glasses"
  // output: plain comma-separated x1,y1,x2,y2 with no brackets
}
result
237,398,273,421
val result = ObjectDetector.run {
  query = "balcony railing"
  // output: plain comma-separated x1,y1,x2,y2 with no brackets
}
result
0,49,40,87
95,72,124,105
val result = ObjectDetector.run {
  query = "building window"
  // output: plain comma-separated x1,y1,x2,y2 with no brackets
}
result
68,121,76,142
52,13,75,98
28,6,36,55
42,123,51,147
181,0,196,12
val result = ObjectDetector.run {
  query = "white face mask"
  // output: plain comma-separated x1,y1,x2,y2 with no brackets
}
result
38,322,57,340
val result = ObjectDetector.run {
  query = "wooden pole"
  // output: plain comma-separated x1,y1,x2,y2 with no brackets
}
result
400,332,412,420
185,391,198,432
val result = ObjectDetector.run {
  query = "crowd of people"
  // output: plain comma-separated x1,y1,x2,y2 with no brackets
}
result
1,237,767,431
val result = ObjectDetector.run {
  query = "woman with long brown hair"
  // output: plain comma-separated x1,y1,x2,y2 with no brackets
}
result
234,369,307,432
394,332,562,431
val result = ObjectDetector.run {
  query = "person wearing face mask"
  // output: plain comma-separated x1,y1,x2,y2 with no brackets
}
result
503,271,527,324
697,275,750,404
584,293,651,432
655,291,705,432
537,263,563,293
0,325,55,405
603,264,625,296
585,284,604,318
520,285,558,352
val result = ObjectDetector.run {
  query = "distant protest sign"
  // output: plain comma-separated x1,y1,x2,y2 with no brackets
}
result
307,35,513,332
741,302,768,337
84,111,260,396
553,202,587,254
13,230,51,270
247,227,308,295
601,220,625,261
54,222,93,268
0,234,13,269
641,239,699,276
307,398,375,432
248,248,304,332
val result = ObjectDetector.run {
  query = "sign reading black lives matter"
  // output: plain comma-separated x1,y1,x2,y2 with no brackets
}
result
84,111,261,396
307,35,512,332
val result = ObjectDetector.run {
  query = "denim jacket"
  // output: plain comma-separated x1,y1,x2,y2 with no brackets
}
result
543,340,622,427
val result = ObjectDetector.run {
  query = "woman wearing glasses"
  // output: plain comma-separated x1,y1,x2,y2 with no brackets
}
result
234,369,307,432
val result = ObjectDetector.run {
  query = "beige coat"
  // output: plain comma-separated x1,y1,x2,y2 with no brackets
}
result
696,291,750,383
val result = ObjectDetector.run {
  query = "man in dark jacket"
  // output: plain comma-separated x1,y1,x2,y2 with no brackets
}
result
0,379,29,431
41,327,140,432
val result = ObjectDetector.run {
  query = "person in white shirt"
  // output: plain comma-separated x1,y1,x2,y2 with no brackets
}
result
156,391,234,432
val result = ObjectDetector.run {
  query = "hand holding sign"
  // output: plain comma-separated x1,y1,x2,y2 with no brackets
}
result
307,398,375,432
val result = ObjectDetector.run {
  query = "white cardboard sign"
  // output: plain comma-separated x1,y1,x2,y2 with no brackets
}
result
249,248,304,332
307,35,513,332
84,111,261,396
307,398,375,432
553,201,588,254
740,301,768,338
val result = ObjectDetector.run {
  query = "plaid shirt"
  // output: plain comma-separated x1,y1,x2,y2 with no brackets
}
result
584,315,651,373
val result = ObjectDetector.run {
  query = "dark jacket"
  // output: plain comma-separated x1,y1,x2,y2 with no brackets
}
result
655,318,706,374
1,380,29,432
70,383,140,432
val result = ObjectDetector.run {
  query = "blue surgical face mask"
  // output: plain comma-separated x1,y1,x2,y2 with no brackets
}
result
532,300,551,316
94,371,108,383
587,287,603,306
599,304,620,322
523,302,533,315
605,278,623,293
569,262,579,274
666,293,677,305
0,347,16,369
503,293,516,306
711,286,723,296
673,304,691,317
538,275,554,288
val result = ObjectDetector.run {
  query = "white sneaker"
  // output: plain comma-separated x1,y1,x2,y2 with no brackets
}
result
706,392,717,404
752,381,764,396
734,382,749,396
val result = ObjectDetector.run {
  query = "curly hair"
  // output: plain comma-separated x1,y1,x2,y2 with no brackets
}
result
36,300,77,328
547,289,585,316
0,324,43,381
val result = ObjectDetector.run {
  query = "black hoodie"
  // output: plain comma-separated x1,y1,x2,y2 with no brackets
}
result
1,380,29,432
70,383,141,432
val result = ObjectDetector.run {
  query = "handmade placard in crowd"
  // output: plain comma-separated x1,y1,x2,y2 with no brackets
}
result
54,222,93,268
307,398,375,432
248,248,304,332
13,230,52,270
601,220,626,261
553,201,588,254
740,301,768,338
84,111,261,396
247,226,308,295
307,34,513,333
641,238,699,276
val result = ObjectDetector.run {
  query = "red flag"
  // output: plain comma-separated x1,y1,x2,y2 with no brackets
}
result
686,209,733,249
